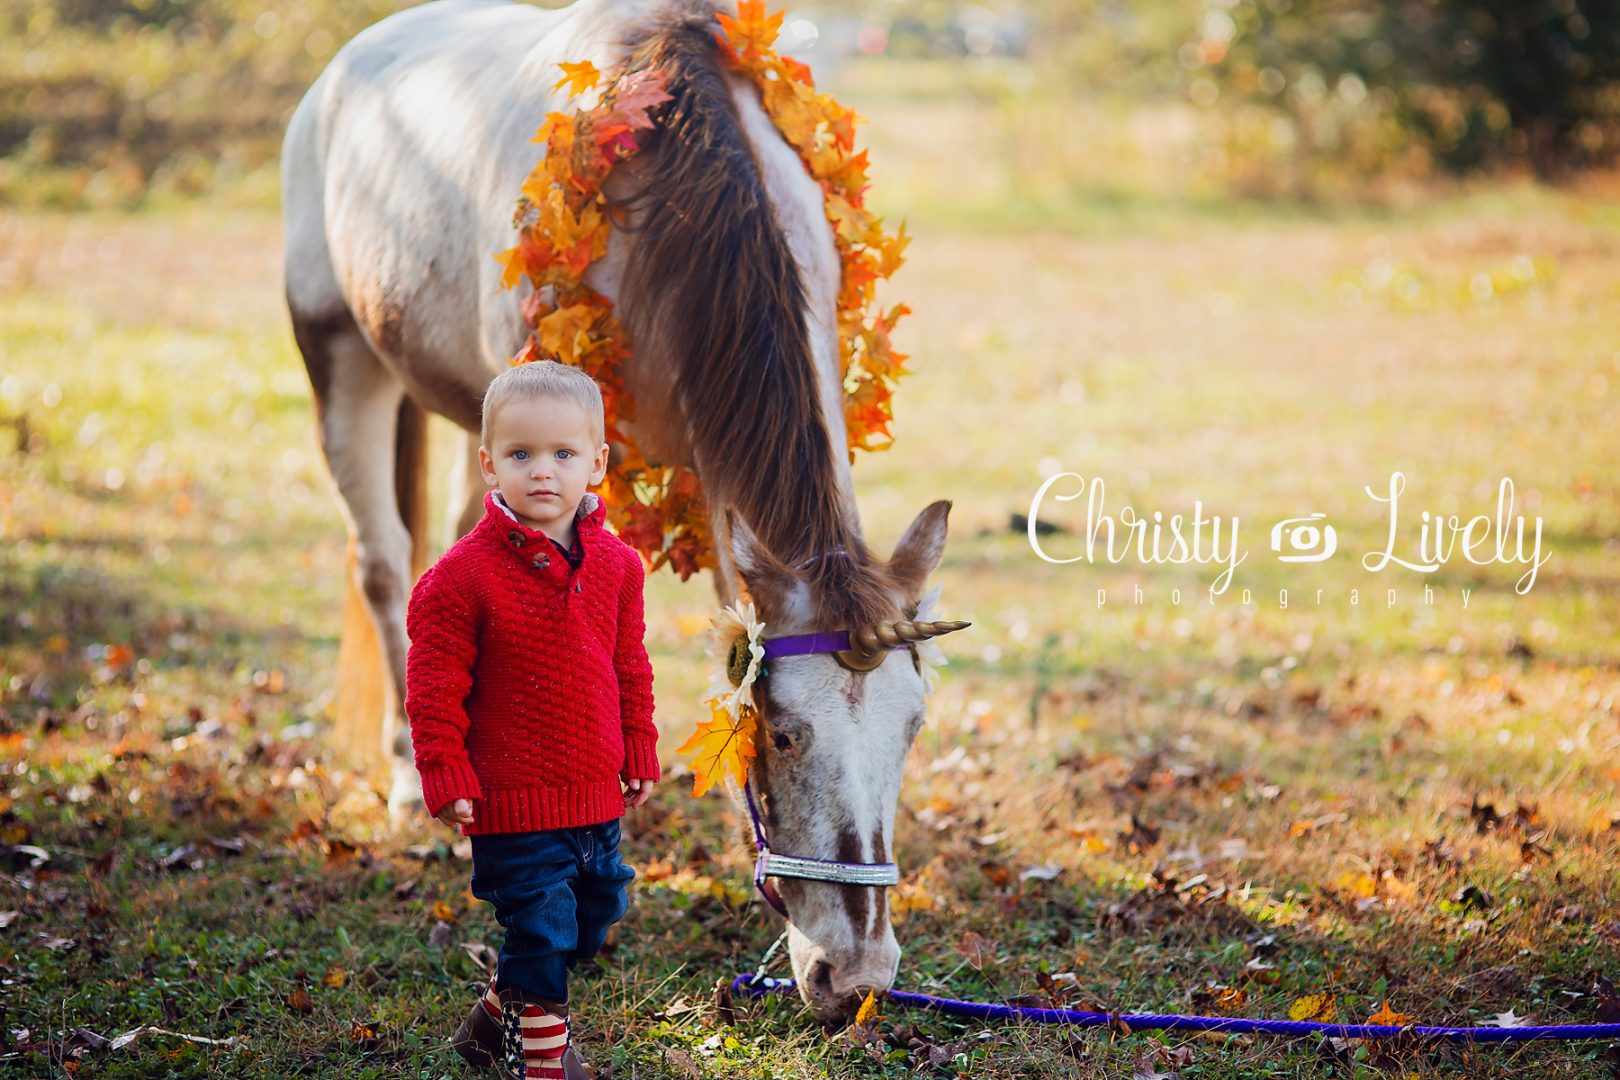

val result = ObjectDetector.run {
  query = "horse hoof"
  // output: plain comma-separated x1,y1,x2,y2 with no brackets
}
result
387,761,426,823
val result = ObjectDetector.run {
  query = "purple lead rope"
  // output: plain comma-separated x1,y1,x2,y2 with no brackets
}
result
730,976,1620,1043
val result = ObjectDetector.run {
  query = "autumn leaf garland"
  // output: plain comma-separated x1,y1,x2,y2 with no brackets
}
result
495,1,911,580
715,0,913,456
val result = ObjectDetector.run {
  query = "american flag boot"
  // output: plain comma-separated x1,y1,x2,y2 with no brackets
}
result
497,985,571,1080
449,972,503,1070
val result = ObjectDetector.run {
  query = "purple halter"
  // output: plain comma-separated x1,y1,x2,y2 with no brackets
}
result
739,555,908,918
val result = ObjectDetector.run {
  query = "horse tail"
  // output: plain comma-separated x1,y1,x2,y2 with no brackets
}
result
616,12,851,571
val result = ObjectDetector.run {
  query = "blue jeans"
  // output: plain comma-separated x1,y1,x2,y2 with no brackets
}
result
468,819,636,1004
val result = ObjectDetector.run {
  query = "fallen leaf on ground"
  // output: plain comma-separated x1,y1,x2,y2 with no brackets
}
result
460,940,498,972
1366,1000,1414,1025
1288,993,1337,1022
854,990,879,1026
1119,815,1161,853
955,930,996,969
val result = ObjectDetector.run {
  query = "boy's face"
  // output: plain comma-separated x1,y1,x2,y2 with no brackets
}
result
478,394,609,539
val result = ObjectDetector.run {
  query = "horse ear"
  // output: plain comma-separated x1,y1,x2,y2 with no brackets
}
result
888,500,952,599
725,508,796,599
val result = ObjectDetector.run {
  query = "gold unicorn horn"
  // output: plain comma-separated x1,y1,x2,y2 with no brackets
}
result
835,619,971,672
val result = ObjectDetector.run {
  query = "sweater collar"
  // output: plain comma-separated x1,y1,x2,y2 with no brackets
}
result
483,489,605,576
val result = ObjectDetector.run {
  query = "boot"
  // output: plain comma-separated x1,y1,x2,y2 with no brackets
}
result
450,973,503,1070
497,984,575,1080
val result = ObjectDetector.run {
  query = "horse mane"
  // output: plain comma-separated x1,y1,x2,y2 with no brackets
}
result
616,13,900,630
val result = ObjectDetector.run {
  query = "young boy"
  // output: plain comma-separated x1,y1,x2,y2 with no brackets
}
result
403,360,660,1080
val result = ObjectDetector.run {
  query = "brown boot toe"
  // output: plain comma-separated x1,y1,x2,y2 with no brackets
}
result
450,991,503,1070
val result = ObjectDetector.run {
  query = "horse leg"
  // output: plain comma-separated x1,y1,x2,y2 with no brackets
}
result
446,429,488,545
291,305,427,820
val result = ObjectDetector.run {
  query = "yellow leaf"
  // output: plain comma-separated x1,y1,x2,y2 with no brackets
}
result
676,702,758,797
889,881,935,917
854,989,879,1026
1367,1000,1414,1026
536,303,605,366
875,220,909,277
323,966,348,988
1335,872,1377,898
531,111,575,146
1288,993,1336,1022
553,60,600,98
494,245,527,290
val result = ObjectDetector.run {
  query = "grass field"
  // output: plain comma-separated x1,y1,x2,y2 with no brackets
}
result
3,99,1620,1077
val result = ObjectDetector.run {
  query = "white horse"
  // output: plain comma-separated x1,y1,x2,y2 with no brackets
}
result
282,0,959,1018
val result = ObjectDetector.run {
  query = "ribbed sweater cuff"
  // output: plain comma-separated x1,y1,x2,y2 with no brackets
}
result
418,759,484,818
622,736,661,783
463,778,626,834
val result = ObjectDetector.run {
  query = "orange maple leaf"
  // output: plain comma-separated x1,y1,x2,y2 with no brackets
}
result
494,245,527,291
676,702,758,797
778,55,814,86
715,0,784,62
554,60,600,98
1366,1001,1415,1026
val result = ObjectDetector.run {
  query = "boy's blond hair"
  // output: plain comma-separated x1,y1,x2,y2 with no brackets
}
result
480,360,606,449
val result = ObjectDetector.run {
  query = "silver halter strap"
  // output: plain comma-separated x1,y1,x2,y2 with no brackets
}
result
743,605,909,917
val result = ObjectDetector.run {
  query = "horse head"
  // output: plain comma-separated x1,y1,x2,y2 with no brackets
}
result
720,500,964,1020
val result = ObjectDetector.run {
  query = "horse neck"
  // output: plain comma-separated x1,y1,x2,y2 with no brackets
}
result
616,13,860,572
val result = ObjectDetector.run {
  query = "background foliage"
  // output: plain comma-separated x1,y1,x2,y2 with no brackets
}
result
4,0,1620,207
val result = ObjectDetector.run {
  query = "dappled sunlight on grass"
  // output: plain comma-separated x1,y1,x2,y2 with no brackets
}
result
2,176,1618,1075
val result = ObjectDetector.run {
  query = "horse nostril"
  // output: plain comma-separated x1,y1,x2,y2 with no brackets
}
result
807,960,836,1002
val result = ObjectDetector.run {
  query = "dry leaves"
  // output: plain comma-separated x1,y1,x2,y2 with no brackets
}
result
1287,992,1337,1022
955,930,996,969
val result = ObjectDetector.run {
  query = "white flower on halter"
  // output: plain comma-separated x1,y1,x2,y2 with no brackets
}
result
913,585,949,695
702,600,767,718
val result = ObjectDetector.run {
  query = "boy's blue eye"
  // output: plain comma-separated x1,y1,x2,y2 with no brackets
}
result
512,450,528,460
557,449,573,460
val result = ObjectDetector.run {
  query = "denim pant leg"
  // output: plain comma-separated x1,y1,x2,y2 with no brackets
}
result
568,819,636,968
469,831,579,1003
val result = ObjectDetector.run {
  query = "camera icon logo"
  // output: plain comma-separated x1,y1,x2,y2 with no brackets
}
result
1270,514,1337,563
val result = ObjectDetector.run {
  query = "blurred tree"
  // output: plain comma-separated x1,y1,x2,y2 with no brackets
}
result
1408,0,1620,176
0,0,416,204
1190,0,1620,184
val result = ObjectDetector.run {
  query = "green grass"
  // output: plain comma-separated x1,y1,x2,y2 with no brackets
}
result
2,169,1619,1078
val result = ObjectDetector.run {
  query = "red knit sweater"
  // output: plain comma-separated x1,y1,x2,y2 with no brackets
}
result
404,488,659,835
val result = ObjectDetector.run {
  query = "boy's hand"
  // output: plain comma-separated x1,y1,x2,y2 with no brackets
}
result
624,778,655,809
435,798,475,827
